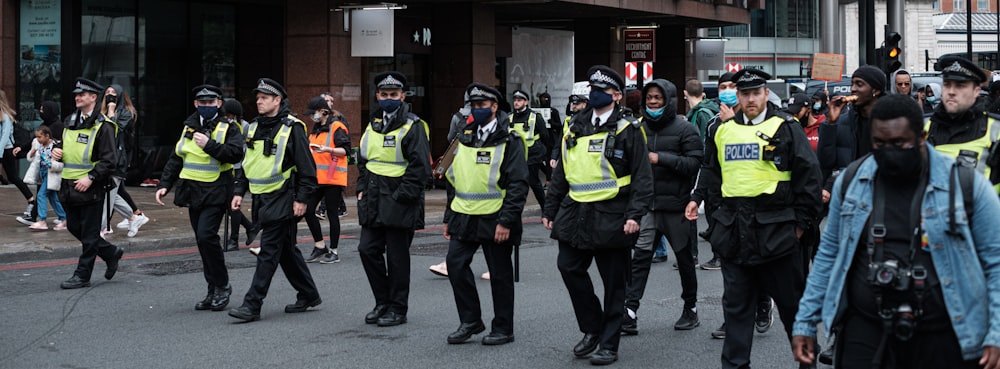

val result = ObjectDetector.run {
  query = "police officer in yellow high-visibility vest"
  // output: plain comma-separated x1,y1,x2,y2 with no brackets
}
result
442,83,528,346
357,71,431,327
154,85,245,312
509,89,550,206
924,56,1000,194
685,68,823,369
227,78,321,322
54,77,125,290
542,66,654,365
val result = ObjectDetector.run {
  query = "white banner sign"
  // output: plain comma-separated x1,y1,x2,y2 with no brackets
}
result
351,9,394,57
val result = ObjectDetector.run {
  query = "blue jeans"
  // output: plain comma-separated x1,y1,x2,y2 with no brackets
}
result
37,174,66,222
653,235,668,257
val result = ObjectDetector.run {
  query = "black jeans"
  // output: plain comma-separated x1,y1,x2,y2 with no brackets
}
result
446,238,514,334
2,148,33,200
836,313,980,369
304,185,343,249
626,211,698,311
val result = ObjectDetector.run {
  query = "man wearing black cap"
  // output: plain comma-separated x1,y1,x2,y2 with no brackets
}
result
442,82,528,346
685,68,822,369
508,89,550,206
926,56,1000,193
542,65,653,365
53,77,125,289
228,78,321,322
621,78,703,336
538,92,562,154
357,71,431,327
154,84,244,311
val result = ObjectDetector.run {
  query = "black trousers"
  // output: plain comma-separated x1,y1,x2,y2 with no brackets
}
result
626,211,698,311
228,208,253,241
358,227,414,315
242,219,319,311
188,205,229,288
446,239,515,334
304,185,343,249
557,242,630,352
2,148,33,200
720,250,804,369
526,163,546,206
65,199,118,281
836,313,980,369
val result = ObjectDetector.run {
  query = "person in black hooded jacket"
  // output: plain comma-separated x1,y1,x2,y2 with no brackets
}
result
622,79,704,335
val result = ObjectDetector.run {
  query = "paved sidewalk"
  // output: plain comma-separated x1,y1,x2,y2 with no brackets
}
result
0,184,543,264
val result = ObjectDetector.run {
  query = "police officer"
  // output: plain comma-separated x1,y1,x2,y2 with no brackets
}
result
357,71,431,327
228,78,321,322
685,69,822,369
154,85,245,311
443,83,528,346
550,84,590,169
622,78,703,335
509,89,550,206
542,65,654,365
55,77,125,289
925,56,1000,193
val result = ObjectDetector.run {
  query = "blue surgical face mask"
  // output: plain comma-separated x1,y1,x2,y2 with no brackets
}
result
927,96,939,103
645,106,665,119
470,107,493,126
197,106,218,120
719,89,738,107
378,98,403,113
589,89,614,109
813,102,822,110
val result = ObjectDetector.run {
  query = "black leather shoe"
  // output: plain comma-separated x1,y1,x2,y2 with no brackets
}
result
245,226,260,246
284,296,322,313
589,349,618,365
621,314,638,336
210,285,232,311
228,305,260,322
376,311,407,326
573,333,600,357
104,246,124,280
447,321,486,344
60,275,90,289
673,308,700,330
195,285,214,310
365,305,388,324
225,239,240,252
481,332,515,346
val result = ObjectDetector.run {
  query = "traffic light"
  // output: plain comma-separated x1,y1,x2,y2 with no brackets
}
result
884,31,902,74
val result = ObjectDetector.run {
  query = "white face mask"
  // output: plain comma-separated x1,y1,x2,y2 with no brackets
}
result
311,112,324,123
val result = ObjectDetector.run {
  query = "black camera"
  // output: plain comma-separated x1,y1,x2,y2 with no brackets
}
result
892,303,917,341
868,259,911,291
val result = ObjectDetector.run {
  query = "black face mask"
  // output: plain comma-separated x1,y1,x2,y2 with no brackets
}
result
873,144,923,180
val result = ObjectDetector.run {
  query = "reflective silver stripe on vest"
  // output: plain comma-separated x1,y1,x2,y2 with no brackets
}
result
183,162,221,171
65,125,99,170
363,121,412,167
452,143,505,201
175,123,227,169
564,132,618,193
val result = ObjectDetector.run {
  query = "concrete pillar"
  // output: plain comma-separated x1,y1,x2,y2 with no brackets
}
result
821,0,839,54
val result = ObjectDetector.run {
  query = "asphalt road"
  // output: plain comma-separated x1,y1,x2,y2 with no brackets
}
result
0,220,831,369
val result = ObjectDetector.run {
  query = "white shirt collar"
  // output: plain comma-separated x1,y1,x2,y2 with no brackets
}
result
479,119,498,137
593,109,614,126
742,107,768,125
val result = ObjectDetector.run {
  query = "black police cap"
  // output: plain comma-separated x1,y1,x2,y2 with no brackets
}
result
192,84,223,101
374,71,407,90
588,65,625,91
939,56,988,84
732,68,771,90
253,78,287,98
465,83,501,103
304,96,330,115
569,94,588,104
512,89,529,101
72,77,103,94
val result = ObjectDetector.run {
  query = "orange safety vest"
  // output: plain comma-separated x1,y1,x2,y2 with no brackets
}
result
310,121,349,186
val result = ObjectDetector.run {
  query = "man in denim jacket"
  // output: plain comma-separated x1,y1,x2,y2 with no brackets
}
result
792,94,1000,368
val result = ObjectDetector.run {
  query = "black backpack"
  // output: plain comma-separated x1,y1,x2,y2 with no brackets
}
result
10,120,32,159
838,154,976,234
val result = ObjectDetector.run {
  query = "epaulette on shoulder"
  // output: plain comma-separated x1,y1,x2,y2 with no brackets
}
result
622,115,640,127
987,112,1000,121
283,115,306,130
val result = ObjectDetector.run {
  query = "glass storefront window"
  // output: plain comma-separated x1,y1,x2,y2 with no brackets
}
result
81,0,138,97
18,0,62,126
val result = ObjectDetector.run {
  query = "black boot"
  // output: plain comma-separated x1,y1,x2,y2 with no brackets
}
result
210,284,232,311
225,239,240,252
195,284,215,310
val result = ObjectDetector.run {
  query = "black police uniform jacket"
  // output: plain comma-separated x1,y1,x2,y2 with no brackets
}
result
509,108,552,166
357,103,431,230
691,105,823,265
233,105,318,226
926,100,1000,184
443,123,529,246
57,111,117,205
640,111,704,213
158,112,245,208
543,106,654,249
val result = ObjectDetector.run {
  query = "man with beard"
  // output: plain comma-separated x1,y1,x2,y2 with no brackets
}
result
924,56,1000,193
228,78,321,322
357,71,431,327
622,78,703,336
543,65,653,365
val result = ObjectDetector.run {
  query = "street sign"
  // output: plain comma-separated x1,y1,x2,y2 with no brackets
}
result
726,63,742,73
624,29,656,63
811,53,845,82
625,62,653,87
695,40,726,70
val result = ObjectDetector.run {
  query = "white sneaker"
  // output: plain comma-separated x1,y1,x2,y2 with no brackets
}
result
116,218,130,230
429,261,448,277
100,228,113,239
128,214,149,237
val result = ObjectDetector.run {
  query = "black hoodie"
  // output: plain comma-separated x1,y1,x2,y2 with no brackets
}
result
640,79,704,212
40,101,63,141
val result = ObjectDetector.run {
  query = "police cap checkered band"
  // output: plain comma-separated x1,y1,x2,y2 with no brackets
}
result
466,83,501,102
512,90,529,100
733,69,771,90
192,84,223,100
378,75,404,89
940,56,987,83
253,78,286,97
590,70,620,90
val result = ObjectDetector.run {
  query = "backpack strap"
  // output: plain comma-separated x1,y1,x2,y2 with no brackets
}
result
838,154,872,199
949,163,977,236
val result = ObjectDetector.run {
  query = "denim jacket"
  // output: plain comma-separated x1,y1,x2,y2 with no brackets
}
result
792,144,1000,360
